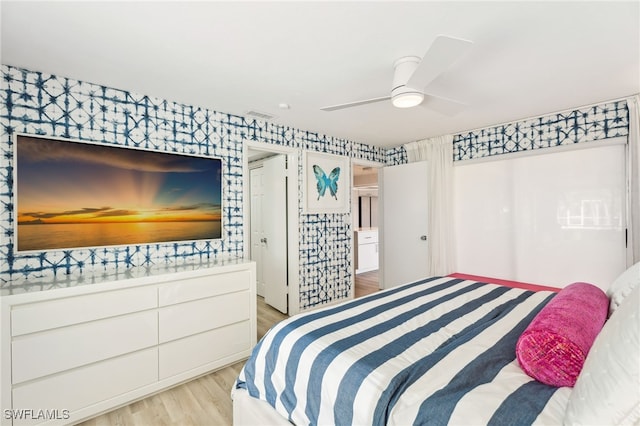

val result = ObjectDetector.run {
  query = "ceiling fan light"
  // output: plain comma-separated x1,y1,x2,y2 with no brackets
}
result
392,92,424,108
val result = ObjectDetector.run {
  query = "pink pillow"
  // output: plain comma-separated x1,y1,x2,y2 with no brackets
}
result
516,282,608,387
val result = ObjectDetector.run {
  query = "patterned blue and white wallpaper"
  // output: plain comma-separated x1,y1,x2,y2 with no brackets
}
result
453,101,629,161
0,64,386,310
0,66,246,283
386,100,630,165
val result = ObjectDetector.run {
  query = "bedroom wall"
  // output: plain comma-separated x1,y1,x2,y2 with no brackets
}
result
387,100,629,165
1,64,629,304
385,99,630,286
0,64,385,310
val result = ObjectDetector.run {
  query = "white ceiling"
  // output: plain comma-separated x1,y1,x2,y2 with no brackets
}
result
1,1,639,149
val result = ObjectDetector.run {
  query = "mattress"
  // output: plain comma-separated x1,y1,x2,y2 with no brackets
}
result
234,276,571,425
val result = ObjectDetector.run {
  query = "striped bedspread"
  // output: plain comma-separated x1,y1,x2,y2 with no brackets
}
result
236,276,572,425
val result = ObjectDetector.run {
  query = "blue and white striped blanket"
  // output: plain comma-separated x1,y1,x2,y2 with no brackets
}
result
236,277,571,425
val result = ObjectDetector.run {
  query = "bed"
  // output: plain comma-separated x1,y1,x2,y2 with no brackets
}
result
233,268,640,425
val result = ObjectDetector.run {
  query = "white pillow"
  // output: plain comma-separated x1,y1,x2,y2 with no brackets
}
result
607,261,640,315
564,284,640,425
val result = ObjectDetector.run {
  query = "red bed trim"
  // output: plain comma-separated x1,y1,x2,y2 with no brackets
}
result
448,273,561,293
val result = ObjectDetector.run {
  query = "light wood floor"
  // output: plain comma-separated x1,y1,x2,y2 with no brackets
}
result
355,270,380,298
80,274,378,426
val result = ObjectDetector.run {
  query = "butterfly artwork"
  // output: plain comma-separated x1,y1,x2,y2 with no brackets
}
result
313,165,340,200
305,152,349,213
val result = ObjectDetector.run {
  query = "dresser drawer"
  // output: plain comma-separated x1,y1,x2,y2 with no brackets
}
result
12,348,158,426
158,270,250,306
356,230,379,244
159,320,251,379
11,286,157,336
12,311,158,384
158,290,249,343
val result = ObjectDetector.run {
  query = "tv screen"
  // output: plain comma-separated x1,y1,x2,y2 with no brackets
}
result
15,134,223,252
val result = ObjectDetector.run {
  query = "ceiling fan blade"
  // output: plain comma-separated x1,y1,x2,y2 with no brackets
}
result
320,96,390,112
422,93,467,116
406,35,473,91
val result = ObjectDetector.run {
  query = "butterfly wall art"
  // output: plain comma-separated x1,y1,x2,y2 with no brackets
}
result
304,152,350,214
313,165,340,200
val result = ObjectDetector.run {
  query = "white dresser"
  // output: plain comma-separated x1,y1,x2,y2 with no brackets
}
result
354,229,379,274
0,259,256,426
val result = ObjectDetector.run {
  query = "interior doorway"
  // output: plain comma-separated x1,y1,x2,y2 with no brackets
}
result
352,160,383,298
244,142,300,319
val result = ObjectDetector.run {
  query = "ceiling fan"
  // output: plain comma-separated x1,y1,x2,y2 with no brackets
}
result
320,35,473,113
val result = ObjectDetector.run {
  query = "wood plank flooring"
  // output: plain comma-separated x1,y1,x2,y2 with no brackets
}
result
355,269,380,298
257,295,288,341
80,273,378,426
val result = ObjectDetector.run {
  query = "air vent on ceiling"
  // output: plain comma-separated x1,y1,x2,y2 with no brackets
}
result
245,110,277,121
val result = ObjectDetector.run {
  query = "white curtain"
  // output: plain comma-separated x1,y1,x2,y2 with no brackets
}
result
627,95,640,265
404,135,455,276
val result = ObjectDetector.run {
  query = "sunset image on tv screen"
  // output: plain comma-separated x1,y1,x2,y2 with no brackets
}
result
16,135,223,252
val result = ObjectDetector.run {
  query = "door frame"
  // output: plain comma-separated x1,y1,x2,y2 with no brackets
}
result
244,141,300,315
351,158,385,299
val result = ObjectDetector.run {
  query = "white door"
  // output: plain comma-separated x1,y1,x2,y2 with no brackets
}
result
262,155,288,313
250,167,265,296
379,161,429,289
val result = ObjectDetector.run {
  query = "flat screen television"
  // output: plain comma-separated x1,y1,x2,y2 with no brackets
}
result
14,134,223,252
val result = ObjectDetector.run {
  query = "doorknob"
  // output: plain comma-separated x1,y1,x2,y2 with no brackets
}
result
420,235,427,241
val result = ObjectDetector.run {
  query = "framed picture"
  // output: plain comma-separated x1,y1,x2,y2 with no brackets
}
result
14,134,223,252
303,151,350,214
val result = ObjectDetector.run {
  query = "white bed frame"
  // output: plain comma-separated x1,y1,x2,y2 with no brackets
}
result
232,387,292,425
